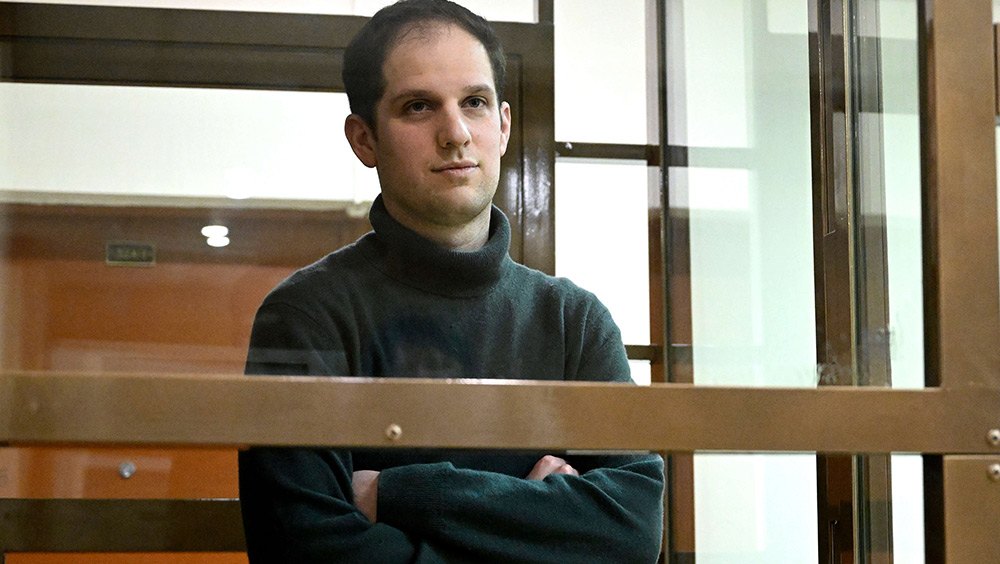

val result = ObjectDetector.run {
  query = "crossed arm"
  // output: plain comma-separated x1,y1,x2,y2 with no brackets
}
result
351,454,580,523
240,446,664,563
240,303,665,563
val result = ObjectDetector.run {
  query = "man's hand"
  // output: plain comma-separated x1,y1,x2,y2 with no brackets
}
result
526,455,579,480
352,470,380,522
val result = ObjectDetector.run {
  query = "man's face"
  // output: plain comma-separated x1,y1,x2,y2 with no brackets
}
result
346,24,511,234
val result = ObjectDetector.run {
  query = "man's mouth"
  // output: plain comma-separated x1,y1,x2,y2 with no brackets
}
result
433,161,478,172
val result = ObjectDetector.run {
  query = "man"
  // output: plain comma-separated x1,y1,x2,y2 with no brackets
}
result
238,1,664,562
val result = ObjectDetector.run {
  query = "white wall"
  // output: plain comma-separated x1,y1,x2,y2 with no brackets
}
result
10,0,536,21
0,84,379,206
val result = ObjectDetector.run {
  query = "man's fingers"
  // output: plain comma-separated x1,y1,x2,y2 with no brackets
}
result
351,470,380,522
554,464,579,477
526,455,576,480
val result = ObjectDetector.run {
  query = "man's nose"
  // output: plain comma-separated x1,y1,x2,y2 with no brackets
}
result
437,105,472,148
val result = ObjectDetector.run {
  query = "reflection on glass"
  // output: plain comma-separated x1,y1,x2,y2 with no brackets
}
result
555,158,651,384
0,84,378,376
868,1,923,560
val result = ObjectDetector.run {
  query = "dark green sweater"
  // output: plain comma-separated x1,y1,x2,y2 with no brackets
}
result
238,196,664,563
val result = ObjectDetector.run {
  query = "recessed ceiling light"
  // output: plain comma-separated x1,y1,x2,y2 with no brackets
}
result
201,225,229,238
206,236,230,248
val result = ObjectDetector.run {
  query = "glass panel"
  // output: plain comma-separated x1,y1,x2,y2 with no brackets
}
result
12,0,538,21
860,1,924,559
0,84,379,376
880,11,923,391
672,166,816,388
669,1,816,381
856,0,923,389
554,0,651,144
554,158,651,384
667,0,817,560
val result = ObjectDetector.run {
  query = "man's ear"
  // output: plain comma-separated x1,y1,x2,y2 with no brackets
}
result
498,101,512,157
344,114,378,168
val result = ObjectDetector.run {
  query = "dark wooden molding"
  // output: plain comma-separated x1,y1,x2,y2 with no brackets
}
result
0,2,364,91
536,0,554,25
0,498,245,552
995,23,999,117
554,142,694,168
556,142,660,165
625,344,661,362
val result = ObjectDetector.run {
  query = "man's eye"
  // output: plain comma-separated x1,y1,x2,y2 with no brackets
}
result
466,97,488,109
406,101,430,113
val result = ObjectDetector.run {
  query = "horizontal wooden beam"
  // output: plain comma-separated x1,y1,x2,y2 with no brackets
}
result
0,2,545,92
3,372,1000,454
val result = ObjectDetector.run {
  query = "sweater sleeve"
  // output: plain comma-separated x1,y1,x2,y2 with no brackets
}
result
378,456,664,564
376,297,665,564
238,302,454,564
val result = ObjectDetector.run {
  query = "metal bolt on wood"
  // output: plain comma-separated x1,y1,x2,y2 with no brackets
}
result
118,461,136,479
989,429,1000,447
989,464,1000,482
385,424,403,441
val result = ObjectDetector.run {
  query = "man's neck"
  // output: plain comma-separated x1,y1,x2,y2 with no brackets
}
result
383,203,491,251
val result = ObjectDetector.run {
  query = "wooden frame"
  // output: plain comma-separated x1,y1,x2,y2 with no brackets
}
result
3,372,1000,453
919,1,1000,561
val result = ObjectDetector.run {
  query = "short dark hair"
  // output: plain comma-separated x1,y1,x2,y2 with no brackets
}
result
343,0,507,128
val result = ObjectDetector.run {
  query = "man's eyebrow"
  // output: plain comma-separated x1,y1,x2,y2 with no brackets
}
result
387,85,496,105
463,84,495,96
388,89,434,104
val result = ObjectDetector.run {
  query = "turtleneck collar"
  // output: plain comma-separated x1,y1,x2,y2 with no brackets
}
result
359,195,513,298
